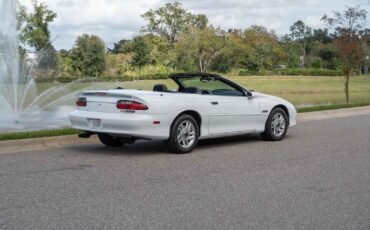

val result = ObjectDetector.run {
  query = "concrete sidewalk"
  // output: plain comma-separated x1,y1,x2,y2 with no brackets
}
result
1,106,369,155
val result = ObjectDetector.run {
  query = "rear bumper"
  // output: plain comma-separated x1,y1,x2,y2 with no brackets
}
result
69,110,171,140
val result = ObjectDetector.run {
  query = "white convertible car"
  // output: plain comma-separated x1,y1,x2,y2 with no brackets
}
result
70,73,297,153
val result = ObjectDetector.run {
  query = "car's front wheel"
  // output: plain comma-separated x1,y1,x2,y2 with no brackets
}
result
98,133,124,147
167,114,199,153
261,107,288,141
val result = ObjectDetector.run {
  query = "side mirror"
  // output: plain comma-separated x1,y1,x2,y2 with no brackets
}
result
246,91,253,97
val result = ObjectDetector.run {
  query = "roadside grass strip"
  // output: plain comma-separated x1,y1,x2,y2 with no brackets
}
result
0,128,80,141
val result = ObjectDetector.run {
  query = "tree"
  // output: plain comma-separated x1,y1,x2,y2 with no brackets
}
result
289,20,312,67
70,34,106,76
17,0,58,69
38,43,58,69
109,39,129,54
146,35,172,66
122,36,152,70
322,6,367,103
17,0,56,51
312,29,333,44
192,14,208,29
280,35,302,68
173,26,228,72
318,46,338,69
142,1,208,44
242,26,284,71
58,49,74,75
221,26,284,72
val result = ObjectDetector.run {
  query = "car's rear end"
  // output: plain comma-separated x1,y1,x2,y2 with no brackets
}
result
69,90,173,140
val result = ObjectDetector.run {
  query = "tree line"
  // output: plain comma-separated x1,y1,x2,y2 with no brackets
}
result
18,1,368,100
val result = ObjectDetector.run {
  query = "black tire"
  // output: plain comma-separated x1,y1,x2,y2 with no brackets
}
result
261,107,288,141
98,133,124,147
167,114,199,154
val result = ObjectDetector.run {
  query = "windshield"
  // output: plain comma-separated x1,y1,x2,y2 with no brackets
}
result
177,76,244,96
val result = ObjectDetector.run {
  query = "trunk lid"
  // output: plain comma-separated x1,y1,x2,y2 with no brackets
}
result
77,89,159,113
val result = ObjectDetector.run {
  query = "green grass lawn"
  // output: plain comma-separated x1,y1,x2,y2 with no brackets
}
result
39,75,370,107
230,76,370,107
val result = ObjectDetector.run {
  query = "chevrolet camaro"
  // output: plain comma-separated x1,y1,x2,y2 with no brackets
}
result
69,73,297,153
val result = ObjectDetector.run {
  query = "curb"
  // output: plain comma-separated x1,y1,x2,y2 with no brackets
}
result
0,135,98,154
297,106,370,122
1,106,370,155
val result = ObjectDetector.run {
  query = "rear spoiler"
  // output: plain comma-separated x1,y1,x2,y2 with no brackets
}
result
77,91,147,104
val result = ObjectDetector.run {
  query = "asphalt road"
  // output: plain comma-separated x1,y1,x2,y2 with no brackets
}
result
1,115,370,230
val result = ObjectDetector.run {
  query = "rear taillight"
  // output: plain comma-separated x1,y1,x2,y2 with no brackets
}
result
76,97,87,107
116,100,148,110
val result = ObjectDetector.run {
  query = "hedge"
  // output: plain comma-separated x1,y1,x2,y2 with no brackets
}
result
239,68,343,76
34,73,174,83
273,68,343,76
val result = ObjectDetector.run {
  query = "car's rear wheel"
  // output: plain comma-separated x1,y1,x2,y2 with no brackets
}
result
261,107,288,141
98,133,124,147
168,114,199,153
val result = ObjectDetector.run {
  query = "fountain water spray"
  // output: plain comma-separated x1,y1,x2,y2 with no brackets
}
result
0,0,79,131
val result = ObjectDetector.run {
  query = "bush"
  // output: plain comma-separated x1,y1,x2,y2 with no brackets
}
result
34,76,78,83
34,76,55,83
100,73,170,81
136,73,169,80
238,68,343,76
310,57,324,69
274,68,342,76
238,70,260,76
57,76,78,83
34,73,175,83
238,69,272,76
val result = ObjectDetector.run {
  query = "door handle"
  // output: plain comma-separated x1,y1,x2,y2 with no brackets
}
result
211,101,218,105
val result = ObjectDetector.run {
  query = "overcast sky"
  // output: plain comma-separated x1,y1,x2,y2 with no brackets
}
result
19,0,370,50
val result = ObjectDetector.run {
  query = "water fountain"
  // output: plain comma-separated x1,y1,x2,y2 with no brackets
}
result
0,0,77,132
